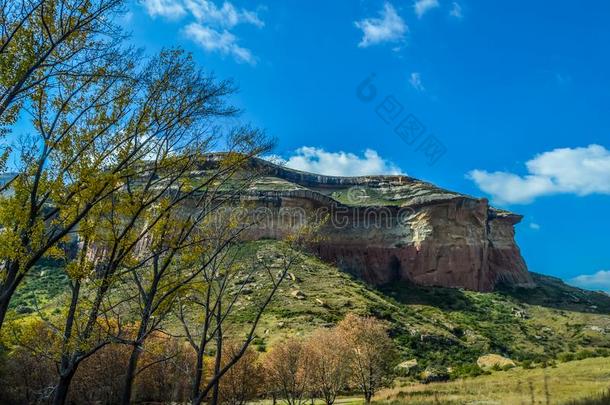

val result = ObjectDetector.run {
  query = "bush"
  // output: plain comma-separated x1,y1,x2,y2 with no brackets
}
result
449,363,488,379
14,305,33,314
521,360,534,369
576,349,595,361
594,348,610,357
420,366,450,384
558,352,576,362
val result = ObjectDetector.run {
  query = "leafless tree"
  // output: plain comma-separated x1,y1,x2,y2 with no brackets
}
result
263,337,310,405
38,49,263,405
217,342,264,405
303,327,352,405
177,222,316,405
336,314,397,403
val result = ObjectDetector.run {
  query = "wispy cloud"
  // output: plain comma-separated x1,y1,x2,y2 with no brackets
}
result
184,23,255,65
184,0,264,28
278,147,403,176
141,0,263,64
449,2,463,19
529,223,540,230
355,3,407,48
571,270,610,292
468,144,610,204
409,72,425,91
141,0,186,19
414,0,439,18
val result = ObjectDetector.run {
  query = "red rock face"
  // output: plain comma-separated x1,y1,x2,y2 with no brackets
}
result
240,192,534,292
317,201,532,291
208,155,534,291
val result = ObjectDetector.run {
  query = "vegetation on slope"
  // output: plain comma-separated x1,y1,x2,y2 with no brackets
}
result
376,357,610,405
10,240,610,379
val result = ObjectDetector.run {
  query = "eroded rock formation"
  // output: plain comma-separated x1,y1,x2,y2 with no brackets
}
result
206,155,534,292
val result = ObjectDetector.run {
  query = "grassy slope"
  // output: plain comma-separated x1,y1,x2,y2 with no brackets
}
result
224,241,610,372
11,241,610,373
8,259,68,315
376,357,610,405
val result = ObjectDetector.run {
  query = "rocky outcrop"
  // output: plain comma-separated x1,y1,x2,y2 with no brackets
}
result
476,354,516,369
205,155,534,292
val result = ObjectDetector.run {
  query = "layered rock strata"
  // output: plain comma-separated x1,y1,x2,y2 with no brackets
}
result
204,155,534,292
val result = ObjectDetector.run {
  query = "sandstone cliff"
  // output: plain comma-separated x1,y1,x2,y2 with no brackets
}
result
204,155,534,292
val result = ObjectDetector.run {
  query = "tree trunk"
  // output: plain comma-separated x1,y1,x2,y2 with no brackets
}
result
191,284,212,403
121,261,157,405
0,293,9,329
52,369,76,405
121,343,142,405
210,301,223,405
0,262,21,330
192,346,205,401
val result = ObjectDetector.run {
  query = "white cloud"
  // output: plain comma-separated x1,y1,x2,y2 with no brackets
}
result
184,0,264,28
355,3,407,48
529,223,540,230
184,23,255,64
571,270,610,292
280,147,403,177
414,0,439,18
468,144,610,204
449,2,463,19
409,72,425,91
141,0,263,64
141,0,186,19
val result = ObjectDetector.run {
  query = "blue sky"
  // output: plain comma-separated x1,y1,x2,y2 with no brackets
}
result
91,0,610,291
16,0,610,290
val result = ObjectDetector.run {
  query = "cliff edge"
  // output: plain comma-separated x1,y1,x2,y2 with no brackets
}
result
204,155,535,292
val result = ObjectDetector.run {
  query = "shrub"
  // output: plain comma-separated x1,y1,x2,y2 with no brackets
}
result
521,360,534,369
558,352,576,362
575,349,595,361
449,364,488,379
14,305,33,314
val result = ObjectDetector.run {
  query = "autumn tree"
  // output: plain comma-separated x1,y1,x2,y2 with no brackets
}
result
116,144,270,405
1,323,194,403
303,327,352,405
177,209,318,405
337,314,397,403
128,332,194,403
217,342,264,405
0,318,57,402
263,338,310,405
35,48,263,405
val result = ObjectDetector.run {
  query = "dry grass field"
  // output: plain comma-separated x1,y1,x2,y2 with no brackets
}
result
374,357,610,405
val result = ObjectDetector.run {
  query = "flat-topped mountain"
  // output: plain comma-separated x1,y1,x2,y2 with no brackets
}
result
204,155,534,292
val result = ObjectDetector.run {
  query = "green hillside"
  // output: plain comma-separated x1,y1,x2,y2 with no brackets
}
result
10,240,610,376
